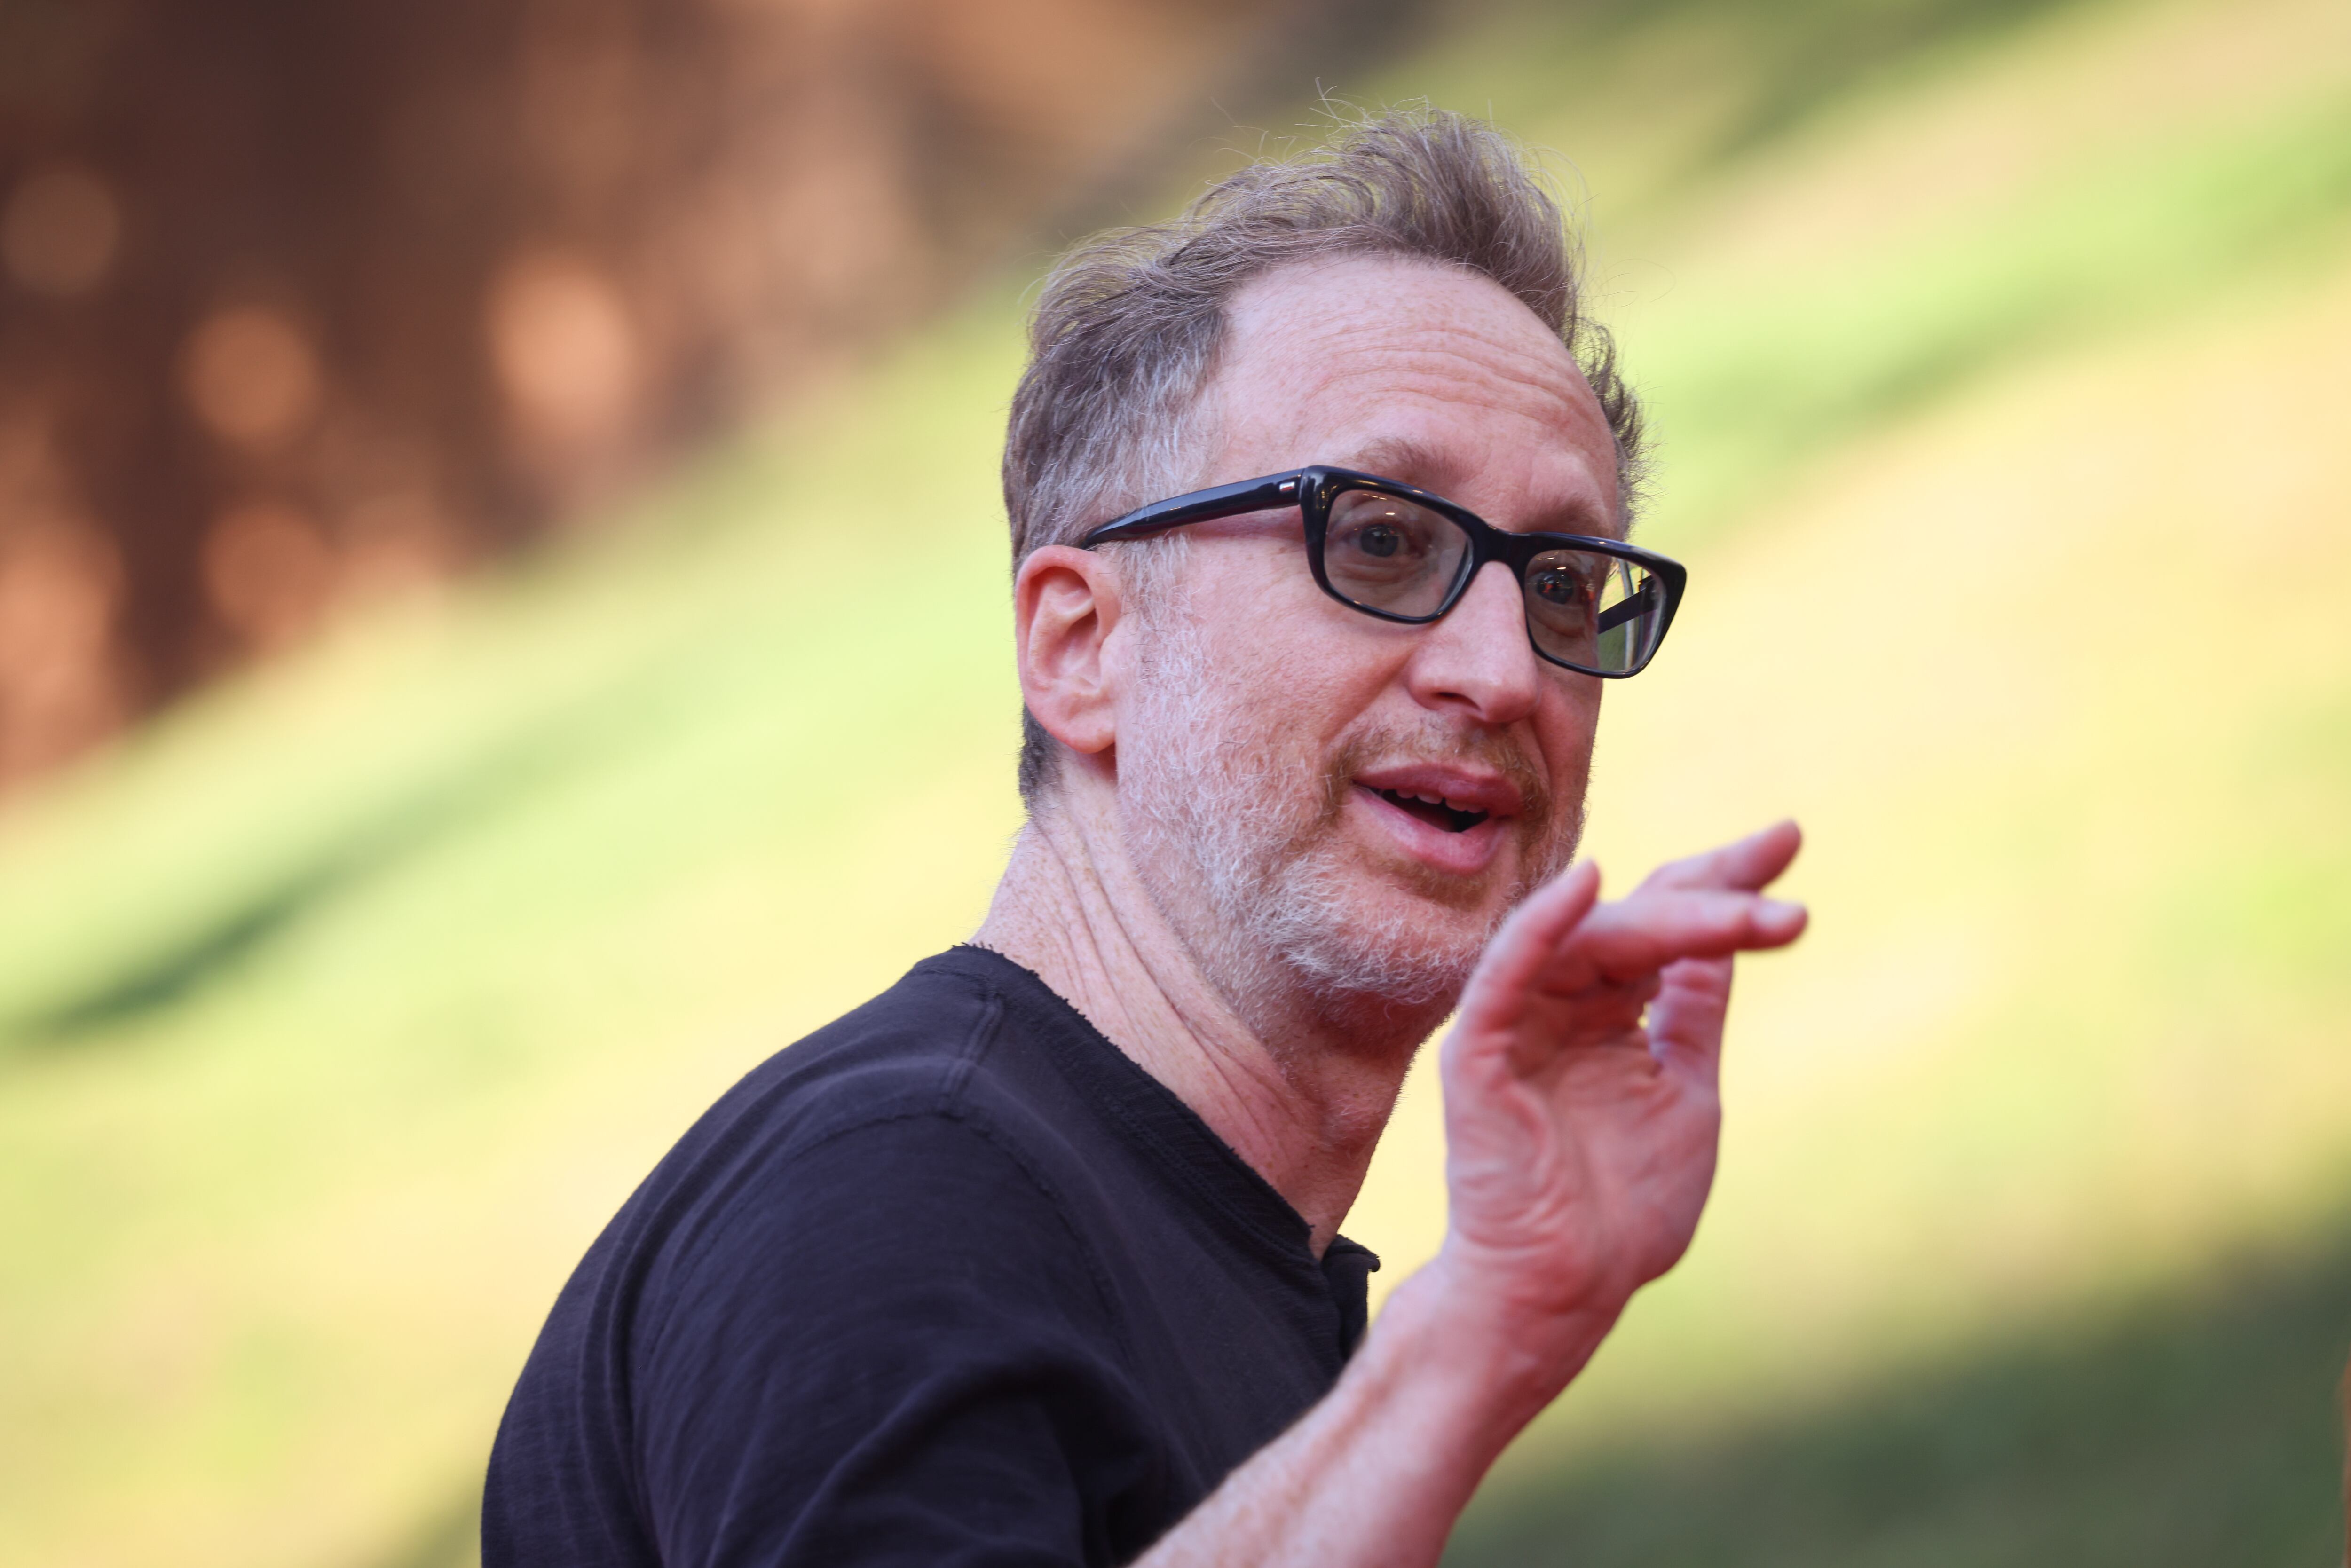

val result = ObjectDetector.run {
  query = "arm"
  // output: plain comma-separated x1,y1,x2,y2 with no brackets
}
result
1137,821,1807,1567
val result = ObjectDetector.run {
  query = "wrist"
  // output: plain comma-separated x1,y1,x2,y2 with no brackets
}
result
1360,1256,1622,1471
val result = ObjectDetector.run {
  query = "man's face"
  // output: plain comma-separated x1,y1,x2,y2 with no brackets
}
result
1112,254,1621,1019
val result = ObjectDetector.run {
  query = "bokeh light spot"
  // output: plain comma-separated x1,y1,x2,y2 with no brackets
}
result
486,252,638,446
181,307,323,449
0,516,126,780
1,164,122,298
202,502,334,652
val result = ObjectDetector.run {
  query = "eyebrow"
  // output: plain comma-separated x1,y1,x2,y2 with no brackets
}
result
1333,435,1459,493
1328,436,1621,539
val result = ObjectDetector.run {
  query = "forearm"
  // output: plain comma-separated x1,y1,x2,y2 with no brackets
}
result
1134,1262,1615,1568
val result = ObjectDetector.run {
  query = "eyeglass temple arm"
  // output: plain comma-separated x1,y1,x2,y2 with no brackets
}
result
1597,598,1644,633
1080,473,1302,547
1595,575,1667,633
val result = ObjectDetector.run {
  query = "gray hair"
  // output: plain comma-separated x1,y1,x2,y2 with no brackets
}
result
1004,106,1644,802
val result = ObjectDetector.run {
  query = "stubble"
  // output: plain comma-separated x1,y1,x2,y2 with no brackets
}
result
1118,598,1585,1018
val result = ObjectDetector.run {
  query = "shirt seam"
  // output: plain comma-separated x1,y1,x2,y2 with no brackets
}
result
936,977,1144,1373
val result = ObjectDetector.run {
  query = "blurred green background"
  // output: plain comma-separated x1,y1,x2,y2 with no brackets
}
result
2,0,2348,1563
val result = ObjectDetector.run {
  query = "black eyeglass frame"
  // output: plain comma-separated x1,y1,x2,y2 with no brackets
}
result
1080,465,1688,678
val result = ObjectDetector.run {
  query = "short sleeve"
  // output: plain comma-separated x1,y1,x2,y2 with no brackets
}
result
631,1112,1171,1568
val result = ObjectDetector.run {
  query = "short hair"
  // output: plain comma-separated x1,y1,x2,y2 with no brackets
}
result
1003,106,1644,802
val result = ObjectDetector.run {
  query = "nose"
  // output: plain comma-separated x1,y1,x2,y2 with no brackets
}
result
1402,559,1542,727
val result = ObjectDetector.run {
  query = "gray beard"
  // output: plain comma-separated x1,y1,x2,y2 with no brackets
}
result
1116,604,1581,1019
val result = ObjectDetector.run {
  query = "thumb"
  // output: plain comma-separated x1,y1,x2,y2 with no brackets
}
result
1451,860,1601,1049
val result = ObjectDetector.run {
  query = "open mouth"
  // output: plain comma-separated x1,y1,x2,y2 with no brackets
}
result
1369,785,1490,835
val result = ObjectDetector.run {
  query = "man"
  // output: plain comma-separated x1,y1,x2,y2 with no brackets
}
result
486,108,1804,1566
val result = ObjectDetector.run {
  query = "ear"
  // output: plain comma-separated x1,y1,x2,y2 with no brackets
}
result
1014,544,1128,764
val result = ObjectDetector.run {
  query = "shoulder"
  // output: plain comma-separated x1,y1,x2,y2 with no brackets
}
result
630,949,1115,1308
653,950,1042,1193
490,954,1162,1565
722,950,1015,1132
522,945,1141,1408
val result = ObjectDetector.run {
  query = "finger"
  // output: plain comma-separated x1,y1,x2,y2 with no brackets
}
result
1536,888,1806,990
1546,970,1664,1027
1649,953,1734,1071
1536,972,1661,1033
1452,859,1602,1040
1637,819,1803,895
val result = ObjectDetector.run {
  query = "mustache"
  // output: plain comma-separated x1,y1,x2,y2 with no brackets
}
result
1314,719,1555,836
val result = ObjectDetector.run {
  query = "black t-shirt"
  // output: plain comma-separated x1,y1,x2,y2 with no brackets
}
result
484,946,1379,1567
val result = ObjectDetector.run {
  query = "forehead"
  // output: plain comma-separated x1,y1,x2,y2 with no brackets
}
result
1207,254,1619,530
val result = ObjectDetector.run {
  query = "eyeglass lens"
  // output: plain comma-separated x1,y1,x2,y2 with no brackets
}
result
1321,488,1667,675
1526,549,1665,674
1322,489,1470,619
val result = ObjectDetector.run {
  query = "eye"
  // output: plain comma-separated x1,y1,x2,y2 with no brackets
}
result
1320,492,1469,618
1531,566,1592,607
1331,508,1439,566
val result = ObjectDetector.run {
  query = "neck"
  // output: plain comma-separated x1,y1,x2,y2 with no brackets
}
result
972,782,1447,1256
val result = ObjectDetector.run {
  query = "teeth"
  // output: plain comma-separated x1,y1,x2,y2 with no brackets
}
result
1374,784,1493,820
1382,787,1473,812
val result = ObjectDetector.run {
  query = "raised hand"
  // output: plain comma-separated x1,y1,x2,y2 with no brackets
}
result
1431,820,1806,1377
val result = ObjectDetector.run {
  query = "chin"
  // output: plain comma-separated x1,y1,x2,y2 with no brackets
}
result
1256,859,1499,1011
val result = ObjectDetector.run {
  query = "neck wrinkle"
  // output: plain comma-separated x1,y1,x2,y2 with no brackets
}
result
974,790,1436,1256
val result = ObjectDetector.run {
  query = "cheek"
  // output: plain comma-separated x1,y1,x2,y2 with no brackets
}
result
1536,681,1602,782
1178,544,1333,702
1198,626,1341,746
1194,585,1401,751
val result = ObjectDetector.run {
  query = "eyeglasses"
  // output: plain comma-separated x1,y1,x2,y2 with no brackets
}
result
1081,466,1687,678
